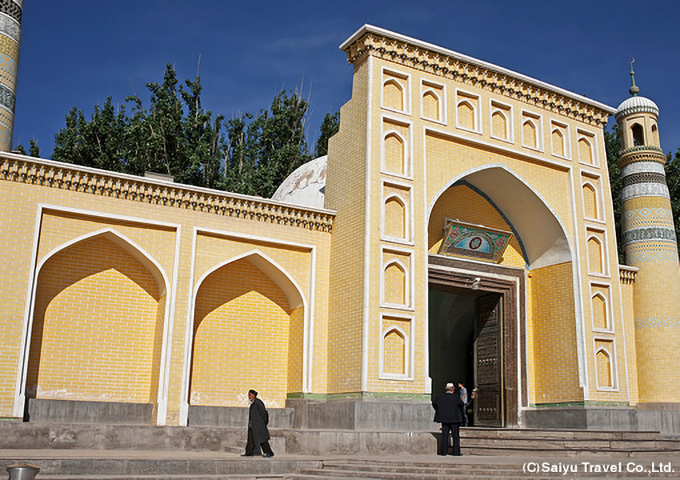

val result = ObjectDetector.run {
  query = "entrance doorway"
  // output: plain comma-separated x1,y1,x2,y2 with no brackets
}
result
428,255,525,428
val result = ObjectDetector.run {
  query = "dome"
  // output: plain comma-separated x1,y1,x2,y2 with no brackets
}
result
271,155,327,209
615,95,659,120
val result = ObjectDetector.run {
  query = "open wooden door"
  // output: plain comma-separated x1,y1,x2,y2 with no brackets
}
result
474,293,504,427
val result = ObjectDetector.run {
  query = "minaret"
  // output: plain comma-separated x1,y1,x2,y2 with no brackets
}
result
616,62,680,404
0,0,22,151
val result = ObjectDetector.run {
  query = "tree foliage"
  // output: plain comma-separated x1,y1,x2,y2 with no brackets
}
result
315,111,340,158
665,148,680,250
51,64,334,198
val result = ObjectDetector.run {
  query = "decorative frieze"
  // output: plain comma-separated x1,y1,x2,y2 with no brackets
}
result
617,148,667,168
344,32,611,127
0,155,334,232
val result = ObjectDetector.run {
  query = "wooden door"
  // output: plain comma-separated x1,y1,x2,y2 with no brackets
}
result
474,293,504,427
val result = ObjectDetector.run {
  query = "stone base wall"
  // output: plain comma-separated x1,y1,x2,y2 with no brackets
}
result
522,405,680,435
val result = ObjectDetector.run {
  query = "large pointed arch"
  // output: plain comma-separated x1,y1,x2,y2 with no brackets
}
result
15,228,171,424
428,164,573,269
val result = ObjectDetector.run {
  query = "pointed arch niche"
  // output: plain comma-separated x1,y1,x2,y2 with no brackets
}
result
594,339,616,390
383,118,411,177
188,251,305,411
379,314,413,380
25,229,169,419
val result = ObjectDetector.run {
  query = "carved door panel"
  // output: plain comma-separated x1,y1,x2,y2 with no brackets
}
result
474,293,503,427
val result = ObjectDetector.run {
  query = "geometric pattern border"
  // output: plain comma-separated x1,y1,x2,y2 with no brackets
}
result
621,182,670,202
0,0,22,24
0,13,20,44
626,247,679,264
622,226,677,245
623,207,674,231
635,317,680,328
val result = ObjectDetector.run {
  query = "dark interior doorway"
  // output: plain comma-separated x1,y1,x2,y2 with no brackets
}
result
429,286,504,427
428,254,526,428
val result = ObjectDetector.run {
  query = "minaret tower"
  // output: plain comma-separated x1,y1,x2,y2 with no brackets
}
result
0,0,22,151
616,62,680,404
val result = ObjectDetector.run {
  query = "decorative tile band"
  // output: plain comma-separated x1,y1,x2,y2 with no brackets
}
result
621,161,666,177
622,172,667,188
0,52,17,91
0,156,335,232
0,13,19,44
619,145,664,157
0,0,21,24
636,317,680,328
0,121,10,151
622,227,677,245
621,182,670,202
0,80,14,111
618,148,667,168
626,245,679,264
623,208,674,230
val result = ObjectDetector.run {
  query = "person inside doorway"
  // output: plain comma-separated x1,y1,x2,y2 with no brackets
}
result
458,381,468,426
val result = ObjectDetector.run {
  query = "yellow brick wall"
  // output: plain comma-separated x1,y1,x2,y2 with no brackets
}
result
527,262,583,405
191,259,292,408
325,58,370,394
28,235,162,403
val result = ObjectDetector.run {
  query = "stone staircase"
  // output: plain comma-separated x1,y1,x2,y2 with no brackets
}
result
459,428,680,457
292,458,680,479
1,424,679,479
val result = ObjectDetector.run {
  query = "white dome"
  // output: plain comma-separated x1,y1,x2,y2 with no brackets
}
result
271,155,327,209
615,95,659,120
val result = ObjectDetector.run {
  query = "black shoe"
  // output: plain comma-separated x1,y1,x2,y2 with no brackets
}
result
263,453,274,458
241,453,253,457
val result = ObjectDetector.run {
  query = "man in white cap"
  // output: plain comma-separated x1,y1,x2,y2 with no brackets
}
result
432,382,465,456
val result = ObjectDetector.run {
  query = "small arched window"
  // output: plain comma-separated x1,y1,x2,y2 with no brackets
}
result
632,123,645,146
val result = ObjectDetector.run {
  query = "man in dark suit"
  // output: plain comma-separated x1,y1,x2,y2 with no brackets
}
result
432,382,465,456
242,389,274,458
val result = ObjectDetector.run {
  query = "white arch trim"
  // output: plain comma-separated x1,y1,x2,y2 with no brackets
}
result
14,227,172,422
428,164,573,269
35,228,169,296
193,249,305,310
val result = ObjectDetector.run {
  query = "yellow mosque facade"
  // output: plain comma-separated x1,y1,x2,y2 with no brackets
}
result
1,25,679,432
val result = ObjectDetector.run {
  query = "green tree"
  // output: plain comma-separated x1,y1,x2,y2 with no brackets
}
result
52,98,127,171
315,111,340,158
604,125,623,262
51,65,323,198
14,139,41,157
665,149,680,250
253,90,311,197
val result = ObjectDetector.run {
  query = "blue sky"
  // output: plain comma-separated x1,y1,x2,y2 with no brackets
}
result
12,0,680,159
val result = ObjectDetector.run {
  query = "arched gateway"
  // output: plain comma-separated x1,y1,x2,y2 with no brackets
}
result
1,25,679,433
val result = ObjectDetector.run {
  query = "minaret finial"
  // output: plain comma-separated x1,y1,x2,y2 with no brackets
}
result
629,58,640,96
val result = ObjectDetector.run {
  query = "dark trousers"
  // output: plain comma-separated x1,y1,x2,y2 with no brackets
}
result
439,423,461,456
245,427,273,456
